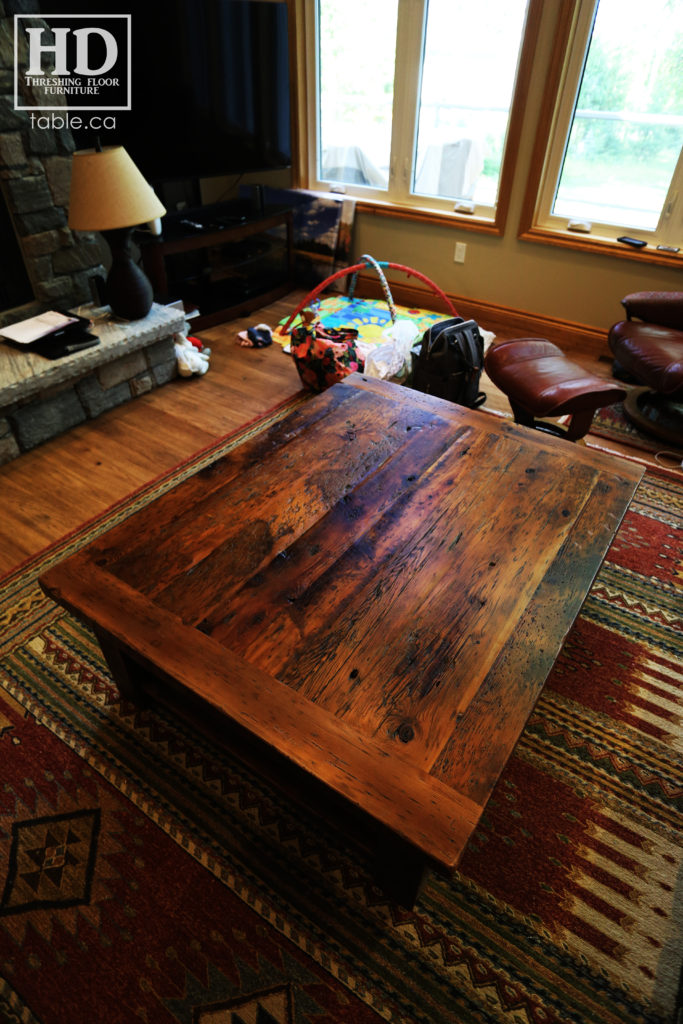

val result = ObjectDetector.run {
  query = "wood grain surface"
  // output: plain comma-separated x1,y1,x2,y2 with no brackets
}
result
40,375,643,873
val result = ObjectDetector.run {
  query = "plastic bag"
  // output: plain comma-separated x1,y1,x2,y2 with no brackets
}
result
363,319,421,381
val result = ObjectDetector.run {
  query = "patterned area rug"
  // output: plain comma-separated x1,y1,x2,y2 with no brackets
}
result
0,403,681,1024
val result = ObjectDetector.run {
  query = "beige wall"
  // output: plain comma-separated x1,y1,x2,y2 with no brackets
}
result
347,2,682,332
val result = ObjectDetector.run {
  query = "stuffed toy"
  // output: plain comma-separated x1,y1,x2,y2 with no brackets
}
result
173,327,211,377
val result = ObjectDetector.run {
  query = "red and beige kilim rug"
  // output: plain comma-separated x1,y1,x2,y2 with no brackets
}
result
0,401,681,1024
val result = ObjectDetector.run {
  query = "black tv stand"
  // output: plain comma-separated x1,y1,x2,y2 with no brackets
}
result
141,200,293,329
176,211,248,233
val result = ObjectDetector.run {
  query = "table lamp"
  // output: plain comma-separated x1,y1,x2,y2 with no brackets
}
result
68,146,166,321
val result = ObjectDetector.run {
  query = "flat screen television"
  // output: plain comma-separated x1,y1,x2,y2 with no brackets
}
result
34,0,292,187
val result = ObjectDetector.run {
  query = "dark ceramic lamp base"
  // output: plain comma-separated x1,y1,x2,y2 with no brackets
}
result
103,227,154,321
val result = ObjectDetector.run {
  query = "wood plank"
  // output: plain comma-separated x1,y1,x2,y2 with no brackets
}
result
430,468,641,802
39,554,481,869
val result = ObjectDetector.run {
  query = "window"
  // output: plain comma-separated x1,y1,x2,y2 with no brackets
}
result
524,0,683,252
300,0,537,229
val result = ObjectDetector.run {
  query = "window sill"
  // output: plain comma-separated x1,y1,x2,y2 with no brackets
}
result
355,196,503,236
519,225,683,267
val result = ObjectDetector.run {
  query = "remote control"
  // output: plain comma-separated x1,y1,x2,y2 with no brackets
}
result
65,338,100,354
617,236,647,248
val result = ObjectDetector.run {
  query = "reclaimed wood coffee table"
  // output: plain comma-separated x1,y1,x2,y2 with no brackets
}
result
40,375,643,904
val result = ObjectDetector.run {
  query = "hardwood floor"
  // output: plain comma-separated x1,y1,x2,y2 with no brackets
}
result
0,289,653,577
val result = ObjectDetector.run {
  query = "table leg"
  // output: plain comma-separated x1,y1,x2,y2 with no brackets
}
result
94,628,148,703
372,835,430,908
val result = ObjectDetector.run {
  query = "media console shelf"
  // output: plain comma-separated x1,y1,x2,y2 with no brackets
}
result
141,201,294,330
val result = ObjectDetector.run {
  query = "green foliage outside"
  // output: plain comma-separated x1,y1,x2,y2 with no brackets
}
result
561,26,682,193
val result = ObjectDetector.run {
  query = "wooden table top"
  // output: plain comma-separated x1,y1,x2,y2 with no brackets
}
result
40,375,643,872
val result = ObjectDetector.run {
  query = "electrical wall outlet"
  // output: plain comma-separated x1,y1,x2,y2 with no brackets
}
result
454,242,467,263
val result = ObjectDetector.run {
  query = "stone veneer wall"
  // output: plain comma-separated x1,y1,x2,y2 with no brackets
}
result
0,0,107,327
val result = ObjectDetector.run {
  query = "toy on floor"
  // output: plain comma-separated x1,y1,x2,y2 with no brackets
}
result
236,323,273,348
174,327,211,377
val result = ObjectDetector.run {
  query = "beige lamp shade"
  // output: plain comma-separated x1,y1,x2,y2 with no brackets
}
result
68,146,166,231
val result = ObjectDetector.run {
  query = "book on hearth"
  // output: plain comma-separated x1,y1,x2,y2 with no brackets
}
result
0,310,82,345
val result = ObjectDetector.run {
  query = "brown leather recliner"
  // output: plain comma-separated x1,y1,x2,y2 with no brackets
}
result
608,291,683,444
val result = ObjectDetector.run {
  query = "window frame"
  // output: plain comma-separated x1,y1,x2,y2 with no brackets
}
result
518,0,683,267
293,0,544,236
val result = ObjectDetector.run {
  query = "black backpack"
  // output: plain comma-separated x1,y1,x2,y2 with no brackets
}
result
411,317,486,409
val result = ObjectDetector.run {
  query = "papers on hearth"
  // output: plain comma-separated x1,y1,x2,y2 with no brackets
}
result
0,310,80,345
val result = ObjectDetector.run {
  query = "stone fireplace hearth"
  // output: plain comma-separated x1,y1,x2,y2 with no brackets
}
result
0,303,185,463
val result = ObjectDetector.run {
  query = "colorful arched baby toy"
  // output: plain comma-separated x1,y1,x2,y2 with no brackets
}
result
277,255,458,392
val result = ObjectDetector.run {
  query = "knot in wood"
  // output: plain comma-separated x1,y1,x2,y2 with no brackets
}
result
397,722,415,744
